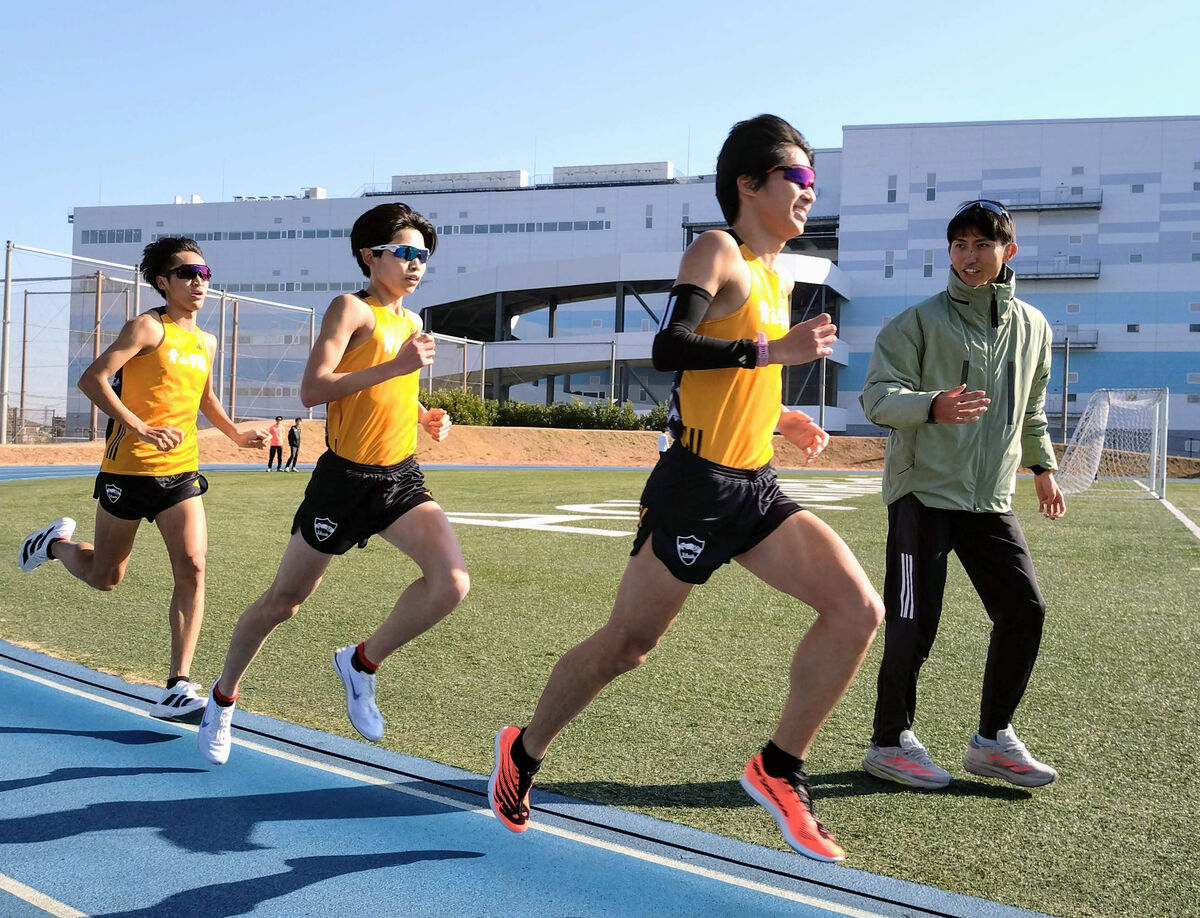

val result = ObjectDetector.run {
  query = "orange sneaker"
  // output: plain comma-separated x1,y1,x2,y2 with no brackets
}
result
490,726,536,833
740,753,846,862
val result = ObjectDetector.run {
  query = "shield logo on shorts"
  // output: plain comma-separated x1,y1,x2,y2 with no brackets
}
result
313,518,337,542
676,534,705,566
105,484,122,503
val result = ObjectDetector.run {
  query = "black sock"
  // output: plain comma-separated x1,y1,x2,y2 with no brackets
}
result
46,537,64,560
511,727,543,775
166,675,189,690
761,740,805,781
351,643,377,674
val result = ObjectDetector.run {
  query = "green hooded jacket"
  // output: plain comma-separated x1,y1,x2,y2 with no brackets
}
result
860,266,1057,513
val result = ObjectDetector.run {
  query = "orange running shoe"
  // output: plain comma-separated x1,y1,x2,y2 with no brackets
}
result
490,726,536,833
740,753,846,862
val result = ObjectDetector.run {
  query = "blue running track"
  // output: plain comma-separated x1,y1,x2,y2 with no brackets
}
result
0,642,1050,918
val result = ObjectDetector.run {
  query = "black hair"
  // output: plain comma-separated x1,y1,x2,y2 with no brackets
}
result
350,203,438,277
140,236,204,299
715,114,814,225
946,204,1015,246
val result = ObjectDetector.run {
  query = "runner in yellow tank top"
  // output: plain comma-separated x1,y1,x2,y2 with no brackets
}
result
199,203,470,766
19,237,267,720
491,116,884,864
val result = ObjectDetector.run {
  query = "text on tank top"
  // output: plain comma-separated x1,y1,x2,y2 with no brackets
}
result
101,309,209,476
325,295,422,466
667,244,789,469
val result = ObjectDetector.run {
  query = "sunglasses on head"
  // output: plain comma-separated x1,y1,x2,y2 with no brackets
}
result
954,199,1011,220
766,163,817,189
370,244,430,264
165,264,212,281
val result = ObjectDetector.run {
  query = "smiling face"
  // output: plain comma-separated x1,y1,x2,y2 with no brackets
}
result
361,228,427,297
738,144,816,241
949,230,1018,287
156,251,210,313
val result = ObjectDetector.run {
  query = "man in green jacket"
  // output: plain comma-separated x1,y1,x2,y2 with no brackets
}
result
859,199,1064,790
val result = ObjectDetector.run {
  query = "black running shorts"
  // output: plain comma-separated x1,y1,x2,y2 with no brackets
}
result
292,450,433,555
93,470,208,522
631,444,803,584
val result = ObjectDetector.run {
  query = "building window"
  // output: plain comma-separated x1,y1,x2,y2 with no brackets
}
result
302,216,311,223
887,174,897,203
1069,234,1082,245
884,251,894,278
1191,302,1200,312
1066,303,1081,314
1129,253,1142,263
155,220,164,227
645,204,653,229
1191,324,1200,333
271,269,280,276
1071,165,1084,175
1194,182,1200,191
1131,183,1144,193
273,217,282,224
1067,393,1077,402
457,266,466,273
591,319,603,329
1193,253,1200,262
300,269,309,276
926,173,936,202
1068,255,1082,264
1127,324,1140,333
1189,373,1200,384
428,211,437,219
1067,372,1079,383
1189,395,1200,405
1071,185,1084,195
596,205,606,214
923,250,934,277
459,211,468,219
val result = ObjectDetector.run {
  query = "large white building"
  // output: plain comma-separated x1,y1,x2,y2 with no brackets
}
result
70,115,1200,452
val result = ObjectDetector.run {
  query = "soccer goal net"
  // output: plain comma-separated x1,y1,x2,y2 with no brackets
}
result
1057,388,1169,498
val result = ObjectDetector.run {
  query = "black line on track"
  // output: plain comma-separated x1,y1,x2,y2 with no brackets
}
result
1,648,973,918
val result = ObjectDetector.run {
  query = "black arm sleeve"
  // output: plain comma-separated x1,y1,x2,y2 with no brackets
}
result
651,284,758,371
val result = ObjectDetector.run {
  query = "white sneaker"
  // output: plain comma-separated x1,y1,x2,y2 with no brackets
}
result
150,681,208,720
862,729,952,789
18,517,76,572
332,645,384,741
963,725,1057,787
197,683,236,765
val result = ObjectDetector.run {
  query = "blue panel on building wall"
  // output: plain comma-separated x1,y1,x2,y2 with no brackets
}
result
982,167,1041,180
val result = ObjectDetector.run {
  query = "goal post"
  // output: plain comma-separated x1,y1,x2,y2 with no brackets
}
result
1056,388,1169,498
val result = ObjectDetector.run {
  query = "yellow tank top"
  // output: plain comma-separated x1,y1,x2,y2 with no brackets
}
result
325,296,422,466
668,244,789,469
102,309,209,476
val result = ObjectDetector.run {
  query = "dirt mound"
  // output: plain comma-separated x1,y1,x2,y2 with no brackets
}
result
3,423,1195,477
0,422,887,471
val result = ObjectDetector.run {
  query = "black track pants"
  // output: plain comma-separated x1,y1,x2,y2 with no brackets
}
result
871,493,1046,747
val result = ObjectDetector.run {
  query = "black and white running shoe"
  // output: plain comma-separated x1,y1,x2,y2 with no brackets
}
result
150,681,208,720
18,518,76,572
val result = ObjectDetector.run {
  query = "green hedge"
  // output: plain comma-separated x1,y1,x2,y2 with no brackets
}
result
422,390,666,431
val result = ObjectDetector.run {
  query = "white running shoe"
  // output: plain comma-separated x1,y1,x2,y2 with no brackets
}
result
150,681,208,720
332,645,384,742
18,517,76,572
963,725,1058,787
197,683,236,765
862,729,953,789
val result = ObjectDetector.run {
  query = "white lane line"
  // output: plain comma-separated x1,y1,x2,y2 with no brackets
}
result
0,872,86,918
1161,498,1200,541
0,662,889,918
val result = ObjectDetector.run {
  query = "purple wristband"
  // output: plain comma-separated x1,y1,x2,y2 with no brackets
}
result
756,332,769,367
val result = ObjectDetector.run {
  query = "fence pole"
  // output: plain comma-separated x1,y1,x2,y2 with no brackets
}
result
609,341,616,403
91,270,103,440
230,300,239,421
20,290,29,441
462,340,468,393
132,264,141,318
1,241,13,444
216,291,227,405
124,289,130,322
307,308,315,420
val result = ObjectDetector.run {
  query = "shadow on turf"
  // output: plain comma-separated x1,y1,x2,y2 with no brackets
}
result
90,850,484,918
533,770,1030,807
0,725,180,745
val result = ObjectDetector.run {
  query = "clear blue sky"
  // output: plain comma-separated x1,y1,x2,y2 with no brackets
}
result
1,0,1197,253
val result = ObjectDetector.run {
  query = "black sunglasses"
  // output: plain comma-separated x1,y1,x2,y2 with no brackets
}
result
954,199,1011,220
165,264,212,281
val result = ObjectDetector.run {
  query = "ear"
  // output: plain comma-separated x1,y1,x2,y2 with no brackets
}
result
156,276,167,294
736,174,760,199
1002,242,1018,262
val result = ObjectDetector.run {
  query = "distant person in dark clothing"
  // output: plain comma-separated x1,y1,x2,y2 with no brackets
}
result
285,418,302,471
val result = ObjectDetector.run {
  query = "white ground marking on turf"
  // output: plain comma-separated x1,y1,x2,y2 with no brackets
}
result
444,480,884,535
0,872,86,918
0,663,891,918
1160,499,1200,541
